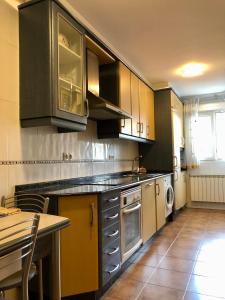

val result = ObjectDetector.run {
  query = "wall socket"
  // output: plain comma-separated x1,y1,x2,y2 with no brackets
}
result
62,152,73,161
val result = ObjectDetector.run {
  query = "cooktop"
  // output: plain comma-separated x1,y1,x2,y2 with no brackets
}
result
90,173,163,186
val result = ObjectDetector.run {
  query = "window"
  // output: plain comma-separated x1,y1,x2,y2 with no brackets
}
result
197,111,225,161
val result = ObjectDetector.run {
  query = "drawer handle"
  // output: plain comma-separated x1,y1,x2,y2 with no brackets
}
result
107,230,119,238
107,264,120,275
107,197,119,203
106,247,119,256
106,213,119,220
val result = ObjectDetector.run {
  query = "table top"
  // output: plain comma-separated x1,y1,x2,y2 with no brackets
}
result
0,212,70,255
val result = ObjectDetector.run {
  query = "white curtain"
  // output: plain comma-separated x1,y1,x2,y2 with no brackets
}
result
184,98,200,169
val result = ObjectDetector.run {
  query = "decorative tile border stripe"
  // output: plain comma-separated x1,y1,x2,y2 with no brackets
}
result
0,159,133,165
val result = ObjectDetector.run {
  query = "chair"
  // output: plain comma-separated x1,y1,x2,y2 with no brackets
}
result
0,214,40,300
1,194,49,300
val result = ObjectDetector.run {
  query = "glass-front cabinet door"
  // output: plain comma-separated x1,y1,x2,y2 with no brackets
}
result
57,14,85,116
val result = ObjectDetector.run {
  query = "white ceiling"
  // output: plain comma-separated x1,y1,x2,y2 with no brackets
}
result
65,0,225,97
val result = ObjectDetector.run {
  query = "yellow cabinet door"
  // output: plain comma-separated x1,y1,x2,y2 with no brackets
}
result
171,91,184,148
59,195,99,297
146,87,155,140
155,178,166,230
142,181,156,244
131,73,140,137
119,63,132,135
139,80,147,139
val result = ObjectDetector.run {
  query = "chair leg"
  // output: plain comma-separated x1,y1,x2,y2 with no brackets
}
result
37,259,43,300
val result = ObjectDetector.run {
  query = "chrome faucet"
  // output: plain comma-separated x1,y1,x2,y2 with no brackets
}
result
132,155,143,173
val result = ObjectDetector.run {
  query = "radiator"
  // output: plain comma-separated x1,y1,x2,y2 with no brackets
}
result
190,175,225,203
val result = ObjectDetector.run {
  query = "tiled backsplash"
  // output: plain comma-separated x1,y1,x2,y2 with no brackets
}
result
0,0,138,197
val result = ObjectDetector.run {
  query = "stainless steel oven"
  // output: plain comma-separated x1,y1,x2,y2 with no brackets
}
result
120,186,142,263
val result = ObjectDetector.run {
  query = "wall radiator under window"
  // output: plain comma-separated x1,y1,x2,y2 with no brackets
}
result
190,175,225,203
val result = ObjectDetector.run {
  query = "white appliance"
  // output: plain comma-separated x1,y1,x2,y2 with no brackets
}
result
164,175,174,217
120,186,142,263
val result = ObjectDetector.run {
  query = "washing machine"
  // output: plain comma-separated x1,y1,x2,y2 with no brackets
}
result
164,175,174,217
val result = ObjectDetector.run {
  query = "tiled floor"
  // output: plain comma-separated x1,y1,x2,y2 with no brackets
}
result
102,208,225,300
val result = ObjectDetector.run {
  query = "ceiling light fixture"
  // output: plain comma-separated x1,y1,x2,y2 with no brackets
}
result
176,62,208,78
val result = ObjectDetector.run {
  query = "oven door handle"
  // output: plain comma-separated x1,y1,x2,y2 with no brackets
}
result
123,203,141,214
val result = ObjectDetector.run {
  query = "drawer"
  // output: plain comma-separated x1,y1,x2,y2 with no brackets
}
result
101,191,120,210
102,205,120,229
102,238,120,264
102,253,121,287
102,222,120,248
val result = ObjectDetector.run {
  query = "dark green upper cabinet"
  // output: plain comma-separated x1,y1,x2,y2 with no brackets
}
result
19,0,87,131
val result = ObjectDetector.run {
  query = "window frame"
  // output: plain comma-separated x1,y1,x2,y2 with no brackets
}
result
198,110,225,162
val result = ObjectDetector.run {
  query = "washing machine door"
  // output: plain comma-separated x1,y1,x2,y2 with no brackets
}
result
166,185,174,210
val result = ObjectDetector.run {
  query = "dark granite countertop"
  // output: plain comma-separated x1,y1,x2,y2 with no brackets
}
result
16,172,173,196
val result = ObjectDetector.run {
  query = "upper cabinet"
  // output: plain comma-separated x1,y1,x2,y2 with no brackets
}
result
138,80,155,140
119,63,132,135
99,62,132,135
19,0,88,131
171,92,184,148
98,63,155,142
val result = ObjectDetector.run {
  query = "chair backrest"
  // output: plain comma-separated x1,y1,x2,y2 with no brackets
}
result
1,194,49,214
0,214,40,300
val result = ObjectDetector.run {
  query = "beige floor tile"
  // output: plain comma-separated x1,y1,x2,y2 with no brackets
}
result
137,284,184,300
134,252,164,267
166,245,198,260
105,278,145,300
173,239,201,251
148,268,190,290
122,264,155,283
187,275,225,298
159,256,195,273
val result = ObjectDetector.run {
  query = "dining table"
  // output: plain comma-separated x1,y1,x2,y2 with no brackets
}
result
0,211,70,300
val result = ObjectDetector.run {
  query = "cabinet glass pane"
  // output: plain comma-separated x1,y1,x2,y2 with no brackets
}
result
58,15,84,115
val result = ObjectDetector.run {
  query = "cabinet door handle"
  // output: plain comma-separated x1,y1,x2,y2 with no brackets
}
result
84,99,89,117
145,183,154,188
147,125,149,137
107,197,119,203
174,170,178,181
121,118,125,128
106,247,119,256
156,183,160,196
106,213,119,220
107,264,120,274
137,122,140,133
90,202,94,226
107,230,119,238
140,122,144,133
173,156,178,168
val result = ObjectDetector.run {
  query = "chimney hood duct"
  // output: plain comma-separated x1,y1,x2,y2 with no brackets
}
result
87,49,132,121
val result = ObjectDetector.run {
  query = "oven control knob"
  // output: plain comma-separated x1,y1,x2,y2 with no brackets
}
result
123,197,127,205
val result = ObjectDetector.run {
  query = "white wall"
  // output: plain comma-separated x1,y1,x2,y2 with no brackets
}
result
0,0,138,198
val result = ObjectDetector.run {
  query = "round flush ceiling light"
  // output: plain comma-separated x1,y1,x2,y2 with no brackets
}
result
176,62,208,77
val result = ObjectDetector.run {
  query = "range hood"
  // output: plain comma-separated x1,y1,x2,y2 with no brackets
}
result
86,47,132,120
87,91,131,120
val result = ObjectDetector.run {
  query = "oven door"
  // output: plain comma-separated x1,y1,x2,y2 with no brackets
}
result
121,201,142,263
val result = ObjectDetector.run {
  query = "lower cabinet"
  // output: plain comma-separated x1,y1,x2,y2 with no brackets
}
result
58,195,99,297
174,170,187,210
155,178,166,230
141,180,156,244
